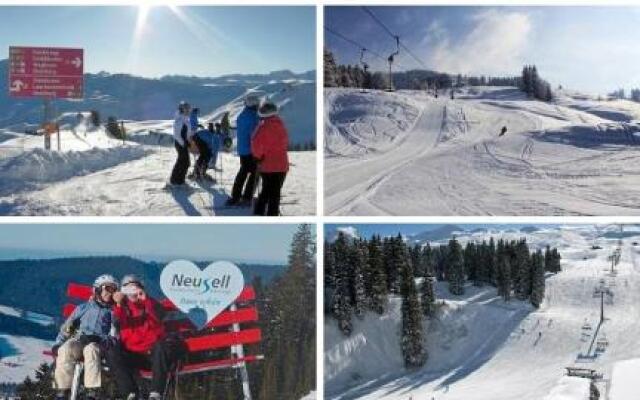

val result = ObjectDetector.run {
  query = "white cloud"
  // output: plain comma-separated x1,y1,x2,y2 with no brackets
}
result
427,10,532,76
337,226,360,239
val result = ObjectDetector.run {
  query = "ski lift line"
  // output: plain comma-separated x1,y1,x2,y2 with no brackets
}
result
324,26,386,61
324,26,413,71
361,6,428,69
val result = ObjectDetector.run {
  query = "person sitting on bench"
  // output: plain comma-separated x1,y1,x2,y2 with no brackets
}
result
52,274,119,400
105,275,186,400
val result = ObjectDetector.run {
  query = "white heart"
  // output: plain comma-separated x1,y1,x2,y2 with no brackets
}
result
160,260,245,329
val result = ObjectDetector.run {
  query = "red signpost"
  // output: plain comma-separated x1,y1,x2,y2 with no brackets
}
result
8,46,84,99
8,46,84,151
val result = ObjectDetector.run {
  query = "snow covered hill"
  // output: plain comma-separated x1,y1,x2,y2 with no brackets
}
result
0,121,315,216
325,225,640,400
324,87,640,216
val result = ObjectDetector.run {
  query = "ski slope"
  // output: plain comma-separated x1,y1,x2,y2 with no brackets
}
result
0,304,54,384
325,87,640,216
325,225,640,400
0,121,315,216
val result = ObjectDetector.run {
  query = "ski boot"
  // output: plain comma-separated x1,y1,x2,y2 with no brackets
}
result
55,390,68,400
225,198,240,207
85,388,101,400
148,392,162,400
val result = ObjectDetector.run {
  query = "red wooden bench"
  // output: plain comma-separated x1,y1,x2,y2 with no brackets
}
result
47,282,264,399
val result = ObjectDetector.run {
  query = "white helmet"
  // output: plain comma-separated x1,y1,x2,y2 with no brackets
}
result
93,274,118,290
258,100,278,118
121,274,144,288
244,92,261,108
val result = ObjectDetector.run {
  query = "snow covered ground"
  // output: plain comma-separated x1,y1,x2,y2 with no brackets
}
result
0,121,315,216
325,225,640,400
0,304,54,384
325,87,640,216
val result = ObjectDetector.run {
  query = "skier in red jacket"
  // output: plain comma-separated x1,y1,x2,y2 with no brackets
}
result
251,100,289,216
105,275,185,400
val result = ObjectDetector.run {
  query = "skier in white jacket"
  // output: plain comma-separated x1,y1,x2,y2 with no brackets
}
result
170,101,194,185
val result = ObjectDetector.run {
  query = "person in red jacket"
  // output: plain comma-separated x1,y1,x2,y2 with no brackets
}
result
105,275,185,400
251,100,289,216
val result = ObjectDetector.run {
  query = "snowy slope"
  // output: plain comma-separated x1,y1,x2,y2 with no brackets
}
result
325,87,640,216
0,112,314,216
0,305,54,384
0,334,52,384
325,225,640,400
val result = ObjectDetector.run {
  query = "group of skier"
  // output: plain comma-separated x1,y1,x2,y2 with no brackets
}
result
169,92,289,216
52,274,184,400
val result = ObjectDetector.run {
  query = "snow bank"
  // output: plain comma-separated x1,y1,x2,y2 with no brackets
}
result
610,358,640,400
324,283,532,398
0,146,151,191
542,376,590,400
324,298,406,390
299,391,316,400
325,89,421,157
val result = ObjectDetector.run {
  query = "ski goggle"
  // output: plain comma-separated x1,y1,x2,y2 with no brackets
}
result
102,285,117,293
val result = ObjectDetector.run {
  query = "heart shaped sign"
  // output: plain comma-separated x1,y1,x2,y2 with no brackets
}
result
160,260,245,330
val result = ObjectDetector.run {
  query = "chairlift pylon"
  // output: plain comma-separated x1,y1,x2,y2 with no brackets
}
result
386,36,400,92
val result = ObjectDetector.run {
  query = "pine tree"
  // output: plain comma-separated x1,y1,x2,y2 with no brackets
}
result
488,237,497,286
255,223,316,399
515,239,532,300
399,244,427,368
368,235,388,314
420,275,436,318
464,241,477,282
324,48,338,87
351,240,368,318
324,244,336,288
422,243,434,277
16,363,56,400
497,255,512,301
530,250,546,308
332,232,353,334
447,237,465,295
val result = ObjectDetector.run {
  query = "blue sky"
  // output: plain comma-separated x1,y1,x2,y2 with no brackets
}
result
0,224,309,264
326,6,640,95
0,6,315,77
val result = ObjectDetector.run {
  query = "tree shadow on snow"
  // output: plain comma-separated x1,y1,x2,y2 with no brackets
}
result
532,124,640,150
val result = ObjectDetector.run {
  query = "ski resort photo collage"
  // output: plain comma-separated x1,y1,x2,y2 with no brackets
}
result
1,2,640,400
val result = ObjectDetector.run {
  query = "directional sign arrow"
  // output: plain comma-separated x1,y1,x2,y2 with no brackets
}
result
9,80,25,92
71,57,82,69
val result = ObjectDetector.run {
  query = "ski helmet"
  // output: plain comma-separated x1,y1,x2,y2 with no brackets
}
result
244,92,261,108
178,101,191,114
93,274,118,292
258,100,278,118
121,274,144,288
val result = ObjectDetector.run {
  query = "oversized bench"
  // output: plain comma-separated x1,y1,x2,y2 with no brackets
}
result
47,282,264,400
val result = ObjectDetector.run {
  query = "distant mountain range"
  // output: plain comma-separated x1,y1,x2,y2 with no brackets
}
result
408,224,465,243
0,59,316,144
0,255,285,317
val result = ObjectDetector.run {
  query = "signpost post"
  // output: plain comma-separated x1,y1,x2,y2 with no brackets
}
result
8,46,84,151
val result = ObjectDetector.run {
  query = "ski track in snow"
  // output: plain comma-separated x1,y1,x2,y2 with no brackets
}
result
325,87,640,216
325,227,640,400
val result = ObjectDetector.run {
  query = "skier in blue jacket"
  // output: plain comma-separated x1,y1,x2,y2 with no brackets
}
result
226,93,261,206
191,122,221,181
189,107,202,132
